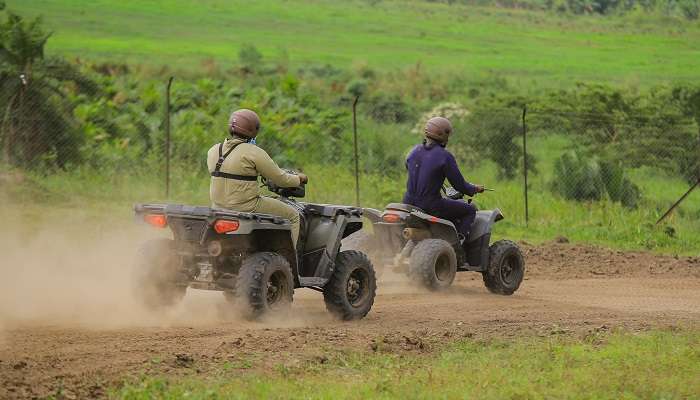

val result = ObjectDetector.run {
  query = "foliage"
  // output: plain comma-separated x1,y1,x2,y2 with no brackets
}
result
530,83,700,184
552,151,641,207
0,8,97,168
434,0,700,19
365,92,413,123
463,108,536,180
238,44,263,73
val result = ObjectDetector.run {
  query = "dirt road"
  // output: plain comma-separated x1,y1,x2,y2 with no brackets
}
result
1,242,699,399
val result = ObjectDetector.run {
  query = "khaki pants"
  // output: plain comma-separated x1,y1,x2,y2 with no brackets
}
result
253,196,300,247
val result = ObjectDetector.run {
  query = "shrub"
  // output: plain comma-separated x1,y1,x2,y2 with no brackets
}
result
552,151,641,207
366,92,413,123
238,44,263,72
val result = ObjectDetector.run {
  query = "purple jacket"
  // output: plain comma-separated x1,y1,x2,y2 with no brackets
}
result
402,143,477,210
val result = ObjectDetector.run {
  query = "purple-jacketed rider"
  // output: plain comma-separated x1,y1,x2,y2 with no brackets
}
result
403,117,485,241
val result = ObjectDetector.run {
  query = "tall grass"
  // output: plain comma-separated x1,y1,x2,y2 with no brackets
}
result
5,133,699,255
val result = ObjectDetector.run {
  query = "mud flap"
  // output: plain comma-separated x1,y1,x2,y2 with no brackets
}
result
309,214,350,283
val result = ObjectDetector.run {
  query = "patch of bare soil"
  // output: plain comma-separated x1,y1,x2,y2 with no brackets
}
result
523,241,700,279
0,238,698,399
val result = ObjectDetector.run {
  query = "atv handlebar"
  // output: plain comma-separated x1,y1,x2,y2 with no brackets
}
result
443,186,494,200
444,186,464,200
262,170,306,198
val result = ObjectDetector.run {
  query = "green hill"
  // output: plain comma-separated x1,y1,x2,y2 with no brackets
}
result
13,0,700,86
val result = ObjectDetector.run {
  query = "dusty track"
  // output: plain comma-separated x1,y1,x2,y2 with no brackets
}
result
1,242,699,399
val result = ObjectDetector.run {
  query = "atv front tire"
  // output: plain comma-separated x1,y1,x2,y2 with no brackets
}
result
133,238,187,310
409,239,457,291
235,252,294,319
482,240,524,295
323,251,377,320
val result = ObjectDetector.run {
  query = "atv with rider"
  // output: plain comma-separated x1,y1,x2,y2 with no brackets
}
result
344,186,524,295
133,178,377,320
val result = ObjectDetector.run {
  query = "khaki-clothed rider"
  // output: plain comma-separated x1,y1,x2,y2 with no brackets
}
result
207,109,308,246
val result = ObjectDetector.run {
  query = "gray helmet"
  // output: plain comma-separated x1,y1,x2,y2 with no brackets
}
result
424,117,452,144
228,109,260,138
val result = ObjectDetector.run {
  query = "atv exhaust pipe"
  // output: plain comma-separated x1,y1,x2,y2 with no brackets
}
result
402,228,430,241
207,241,223,257
392,239,416,273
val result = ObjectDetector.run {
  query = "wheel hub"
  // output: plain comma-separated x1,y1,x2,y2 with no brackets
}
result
266,271,288,306
347,268,369,307
500,255,519,284
434,254,452,281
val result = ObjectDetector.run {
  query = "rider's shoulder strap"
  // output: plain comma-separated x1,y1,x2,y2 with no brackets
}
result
211,141,258,182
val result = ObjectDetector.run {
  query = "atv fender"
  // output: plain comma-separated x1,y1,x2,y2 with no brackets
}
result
410,210,460,246
461,209,504,271
298,204,364,286
468,209,504,243
362,208,383,224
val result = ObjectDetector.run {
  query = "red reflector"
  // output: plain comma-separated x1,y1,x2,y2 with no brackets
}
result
214,219,240,234
429,216,439,223
144,214,167,228
382,213,402,223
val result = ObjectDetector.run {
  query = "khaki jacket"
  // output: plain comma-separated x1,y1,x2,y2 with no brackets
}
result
207,138,301,210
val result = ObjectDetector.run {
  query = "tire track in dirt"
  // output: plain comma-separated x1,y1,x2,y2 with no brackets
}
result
1,242,699,399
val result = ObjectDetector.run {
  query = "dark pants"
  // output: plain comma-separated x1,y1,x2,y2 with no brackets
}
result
426,198,477,240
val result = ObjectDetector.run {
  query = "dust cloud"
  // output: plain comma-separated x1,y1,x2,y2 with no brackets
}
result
0,204,346,333
0,204,247,332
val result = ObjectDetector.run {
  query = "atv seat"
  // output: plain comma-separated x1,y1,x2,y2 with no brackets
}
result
385,203,425,214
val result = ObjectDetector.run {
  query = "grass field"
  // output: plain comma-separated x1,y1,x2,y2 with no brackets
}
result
113,330,700,399
12,0,700,86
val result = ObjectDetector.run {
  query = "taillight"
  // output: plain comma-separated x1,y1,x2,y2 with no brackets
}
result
214,219,240,234
382,213,402,223
144,214,167,228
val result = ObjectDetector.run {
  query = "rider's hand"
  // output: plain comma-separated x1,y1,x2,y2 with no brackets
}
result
297,173,308,184
475,184,485,193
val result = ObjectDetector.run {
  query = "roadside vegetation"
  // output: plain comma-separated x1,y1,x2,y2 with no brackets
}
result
1,1,699,254
114,330,700,399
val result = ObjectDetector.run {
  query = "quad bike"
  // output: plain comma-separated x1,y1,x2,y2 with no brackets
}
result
133,178,377,320
343,187,524,294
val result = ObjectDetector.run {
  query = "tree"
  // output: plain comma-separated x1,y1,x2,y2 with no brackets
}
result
462,108,537,180
546,83,699,183
0,8,96,167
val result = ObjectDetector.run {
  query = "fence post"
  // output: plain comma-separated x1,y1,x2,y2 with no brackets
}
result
655,177,700,225
352,96,360,207
165,76,173,198
522,105,529,225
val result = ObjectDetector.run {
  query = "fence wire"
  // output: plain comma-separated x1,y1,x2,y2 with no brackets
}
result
1,76,699,226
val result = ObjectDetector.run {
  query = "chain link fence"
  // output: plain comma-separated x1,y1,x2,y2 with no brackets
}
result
1,75,699,229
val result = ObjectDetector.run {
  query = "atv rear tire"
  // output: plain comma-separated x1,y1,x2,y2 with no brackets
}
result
133,238,187,310
235,252,294,319
409,239,457,291
323,251,376,320
482,240,524,295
